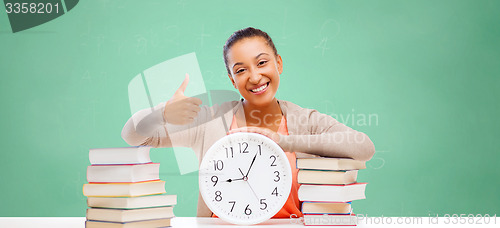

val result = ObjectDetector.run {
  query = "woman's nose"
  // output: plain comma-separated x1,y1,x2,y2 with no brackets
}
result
248,70,262,84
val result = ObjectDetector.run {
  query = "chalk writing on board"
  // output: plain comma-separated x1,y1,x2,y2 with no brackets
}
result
276,7,297,46
163,24,180,46
135,34,148,55
315,19,340,56
368,150,389,170
197,24,211,47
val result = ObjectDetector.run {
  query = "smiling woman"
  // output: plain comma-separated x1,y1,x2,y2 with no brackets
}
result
225,35,283,132
121,27,375,218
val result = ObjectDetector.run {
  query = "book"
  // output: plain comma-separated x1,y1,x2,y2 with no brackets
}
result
83,180,166,197
89,147,151,165
87,194,177,209
303,214,357,226
296,157,366,170
86,206,174,223
298,170,358,185
298,183,367,202
85,218,171,228
87,163,159,183
302,202,352,214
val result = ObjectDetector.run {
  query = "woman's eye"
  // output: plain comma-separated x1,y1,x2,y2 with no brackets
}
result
258,60,267,66
236,69,245,74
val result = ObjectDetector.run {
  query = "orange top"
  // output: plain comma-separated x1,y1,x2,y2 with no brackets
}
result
211,115,303,218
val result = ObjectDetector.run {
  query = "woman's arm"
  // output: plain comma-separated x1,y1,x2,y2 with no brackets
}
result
279,132,375,161
122,73,206,147
228,109,375,161
122,102,169,147
279,110,375,161
122,73,204,147
121,101,205,148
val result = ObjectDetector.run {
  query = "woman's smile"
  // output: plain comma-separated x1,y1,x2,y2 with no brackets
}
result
249,82,269,94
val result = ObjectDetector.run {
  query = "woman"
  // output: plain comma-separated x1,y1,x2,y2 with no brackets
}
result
122,27,375,217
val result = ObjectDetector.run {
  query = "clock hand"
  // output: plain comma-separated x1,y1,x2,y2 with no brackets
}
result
225,168,248,182
245,181,260,201
238,168,246,177
225,177,244,182
245,152,258,177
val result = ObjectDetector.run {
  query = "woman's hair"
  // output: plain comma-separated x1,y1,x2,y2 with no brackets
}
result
223,27,278,75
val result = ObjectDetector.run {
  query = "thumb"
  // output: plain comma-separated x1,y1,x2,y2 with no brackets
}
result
175,73,190,95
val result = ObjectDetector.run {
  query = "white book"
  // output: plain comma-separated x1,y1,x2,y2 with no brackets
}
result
298,183,367,202
86,206,174,223
296,157,366,170
302,202,352,214
87,194,177,209
87,163,159,183
83,180,166,197
89,147,151,165
298,170,358,185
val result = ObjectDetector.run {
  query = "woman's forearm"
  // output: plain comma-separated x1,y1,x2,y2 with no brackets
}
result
278,131,375,161
121,103,172,147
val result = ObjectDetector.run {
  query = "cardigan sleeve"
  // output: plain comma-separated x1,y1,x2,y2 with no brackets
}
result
121,101,208,148
278,107,375,161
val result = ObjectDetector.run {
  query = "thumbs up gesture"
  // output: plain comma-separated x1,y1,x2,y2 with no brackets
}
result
163,73,203,125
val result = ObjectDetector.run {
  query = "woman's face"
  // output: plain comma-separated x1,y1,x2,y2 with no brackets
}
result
226,36,283,107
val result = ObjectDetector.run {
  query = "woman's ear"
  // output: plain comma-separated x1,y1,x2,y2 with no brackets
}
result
276,54,283,75
228,73,237,89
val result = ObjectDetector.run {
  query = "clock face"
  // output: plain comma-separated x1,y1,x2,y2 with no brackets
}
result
199,132,292,225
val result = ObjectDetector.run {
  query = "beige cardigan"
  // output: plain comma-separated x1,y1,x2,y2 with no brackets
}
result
121,99,375,217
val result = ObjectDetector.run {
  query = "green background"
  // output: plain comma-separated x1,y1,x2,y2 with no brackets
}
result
1,0,499,217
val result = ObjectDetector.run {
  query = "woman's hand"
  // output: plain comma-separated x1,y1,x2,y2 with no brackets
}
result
228,127,281,144
163,73,202,125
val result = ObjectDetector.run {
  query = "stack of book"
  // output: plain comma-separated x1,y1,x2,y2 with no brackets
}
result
83,147,177,228
297,155,367,226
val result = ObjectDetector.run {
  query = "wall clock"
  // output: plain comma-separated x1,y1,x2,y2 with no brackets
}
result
199,132,292,225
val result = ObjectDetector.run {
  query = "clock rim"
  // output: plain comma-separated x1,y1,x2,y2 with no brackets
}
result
198,132,293,225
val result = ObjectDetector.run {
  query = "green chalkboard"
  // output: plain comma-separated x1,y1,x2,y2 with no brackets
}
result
0,0,499,217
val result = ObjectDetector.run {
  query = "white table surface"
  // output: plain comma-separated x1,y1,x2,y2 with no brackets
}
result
0,217,497,227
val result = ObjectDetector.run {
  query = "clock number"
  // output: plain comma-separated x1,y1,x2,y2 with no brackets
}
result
271,187,278,196
244,204,252,215
270,155,277,166
239,142,249,153
225,147,234,158
228,201,236,212
260,199,267,210
211,176,218,186
215,191,222,202
213,160,224,171
258,144,262,155
274,171,280,182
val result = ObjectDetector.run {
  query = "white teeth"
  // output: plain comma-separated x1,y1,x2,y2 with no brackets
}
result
251,83,268,92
